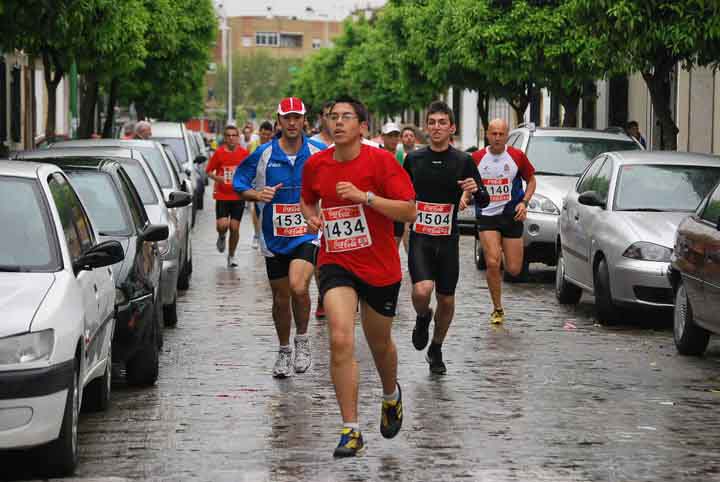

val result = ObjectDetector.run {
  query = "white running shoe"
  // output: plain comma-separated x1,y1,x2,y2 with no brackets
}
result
293,337,312,373
216,235,226,253
272,350,293,378
227,254,238,268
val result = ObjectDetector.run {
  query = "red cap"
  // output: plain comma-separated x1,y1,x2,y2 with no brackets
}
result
277,97,306,115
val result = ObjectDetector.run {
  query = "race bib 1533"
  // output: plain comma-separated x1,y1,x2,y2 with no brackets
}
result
272,203,307,237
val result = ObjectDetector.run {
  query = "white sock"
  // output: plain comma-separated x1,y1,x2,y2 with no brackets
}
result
295,333,309,342
279,345,292,353
383,387,399,402
343,422,359,432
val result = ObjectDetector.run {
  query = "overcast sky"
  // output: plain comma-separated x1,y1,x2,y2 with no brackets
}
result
217,0,387,20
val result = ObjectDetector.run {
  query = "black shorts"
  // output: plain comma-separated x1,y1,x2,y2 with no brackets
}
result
476,213,524,239
393,221,406,238
265,242,318,281
318,264,400,317
216,200,245,221
408,233,459,296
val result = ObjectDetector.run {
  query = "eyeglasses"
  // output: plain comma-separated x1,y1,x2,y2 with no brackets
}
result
226,134,240,137
328,113,358,122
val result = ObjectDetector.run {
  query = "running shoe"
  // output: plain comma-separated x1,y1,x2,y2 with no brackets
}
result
315,305,326,320
272,350,293,378
412,309,433,350
380,383,403,439
426,346,447,375
216,234,226,253
293,337,312,373
489,308,505,325
227,254,238,268
333,428,365,457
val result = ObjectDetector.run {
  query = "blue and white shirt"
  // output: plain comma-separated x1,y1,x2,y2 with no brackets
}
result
233,135,326,256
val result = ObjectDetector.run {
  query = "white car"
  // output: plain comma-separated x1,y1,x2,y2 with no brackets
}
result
0,161,123,476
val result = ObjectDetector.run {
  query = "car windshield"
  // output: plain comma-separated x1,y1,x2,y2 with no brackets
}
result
0,177,60,271
135,146,172,188
615,164,720,212
116,160,158,205
526,136,640,176
66,171,131,236
153,137,187,164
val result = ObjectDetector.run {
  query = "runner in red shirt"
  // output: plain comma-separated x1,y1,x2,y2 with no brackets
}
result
206,124,249,268
301,96,416,457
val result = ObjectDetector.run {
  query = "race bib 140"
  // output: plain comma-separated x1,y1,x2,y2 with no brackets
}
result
483,178,511,202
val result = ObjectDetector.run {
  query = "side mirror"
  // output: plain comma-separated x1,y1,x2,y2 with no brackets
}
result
194,154,207,164
166,190,192,208
141,224,169,242
73,240,125,273
578,190,606,209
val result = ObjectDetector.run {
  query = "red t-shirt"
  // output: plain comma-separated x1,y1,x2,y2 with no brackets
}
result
302,144,416,286
206,145,249,200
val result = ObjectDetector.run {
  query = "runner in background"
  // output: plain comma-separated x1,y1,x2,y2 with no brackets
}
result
248,121,275,249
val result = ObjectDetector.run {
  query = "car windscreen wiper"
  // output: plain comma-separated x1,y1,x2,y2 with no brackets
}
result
534,171,572,176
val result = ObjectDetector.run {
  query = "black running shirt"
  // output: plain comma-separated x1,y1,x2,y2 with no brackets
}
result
404,146,488,238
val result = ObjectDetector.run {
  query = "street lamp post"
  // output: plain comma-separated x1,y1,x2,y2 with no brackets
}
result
216,2,233,126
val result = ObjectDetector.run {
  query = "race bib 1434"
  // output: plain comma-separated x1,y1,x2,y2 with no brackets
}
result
321,204,372,252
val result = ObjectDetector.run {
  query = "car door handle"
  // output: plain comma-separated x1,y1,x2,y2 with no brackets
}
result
573,214,580,221
93,284,98,293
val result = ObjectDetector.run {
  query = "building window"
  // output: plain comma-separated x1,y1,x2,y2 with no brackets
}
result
280,33,303,48
256,32,278,46
312,38,322,49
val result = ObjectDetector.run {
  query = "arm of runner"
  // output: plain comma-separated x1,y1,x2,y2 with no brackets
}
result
336,181,416,223
514,174,537,221
300,198,322,233
465,156,490,208
241,183,283,203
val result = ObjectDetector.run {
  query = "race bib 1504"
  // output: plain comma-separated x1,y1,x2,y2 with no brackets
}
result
483,178,511,202
413,201,453,236
321,204,372,253
272,203,307,237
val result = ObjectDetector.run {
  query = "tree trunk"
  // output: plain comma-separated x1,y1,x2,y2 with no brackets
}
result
642,65,679,150
476,92,490,146
557,88,581,127
102,78,119,138
42,51,64,143
78,73,99,139
135,102,146,122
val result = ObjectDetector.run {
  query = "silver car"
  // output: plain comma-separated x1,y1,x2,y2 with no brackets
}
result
556,151,720,324
16,148,192,326
50,139,194,291
470,126,642,281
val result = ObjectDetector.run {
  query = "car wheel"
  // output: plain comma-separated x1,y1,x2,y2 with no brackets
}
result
673,282,710,355
177,248,191,291
82,350,111,412
474,234,487,270
45,358,79,476
503,256,529,283
163,298,178,327
555,247,582,304
126,336,159,387
594,257,618,324
191,203,197,228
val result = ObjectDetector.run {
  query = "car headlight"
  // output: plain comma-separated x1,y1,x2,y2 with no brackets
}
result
623,242,673,262
527,193,560,215
0,329,54,364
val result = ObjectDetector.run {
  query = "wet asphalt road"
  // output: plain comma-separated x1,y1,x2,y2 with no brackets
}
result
6,192,720,482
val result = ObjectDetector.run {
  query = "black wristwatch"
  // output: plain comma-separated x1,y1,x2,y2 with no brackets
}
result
519,199,528,207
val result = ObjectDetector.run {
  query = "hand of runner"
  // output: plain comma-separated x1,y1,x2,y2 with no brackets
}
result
459,191,472,211
514,201,528,221
305,215,323,233
336,181,365,204
257,183,282,203
457,178,478,193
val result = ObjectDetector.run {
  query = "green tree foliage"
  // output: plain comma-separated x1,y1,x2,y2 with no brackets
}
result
569,0,720,149
215,51,303,126
117,0,217,122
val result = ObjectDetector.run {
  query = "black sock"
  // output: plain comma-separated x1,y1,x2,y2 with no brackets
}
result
417,309,432,323
429,341,442,355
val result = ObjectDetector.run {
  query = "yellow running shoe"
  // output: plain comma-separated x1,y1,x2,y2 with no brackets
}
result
489,308,505,324
333,428,365,457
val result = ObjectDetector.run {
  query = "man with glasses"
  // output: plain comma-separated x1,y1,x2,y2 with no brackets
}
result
233,97,326,378
206,124,250,268
405,101,489,374
301,96,416,457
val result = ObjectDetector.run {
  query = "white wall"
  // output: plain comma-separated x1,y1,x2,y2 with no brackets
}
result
460,89,478,149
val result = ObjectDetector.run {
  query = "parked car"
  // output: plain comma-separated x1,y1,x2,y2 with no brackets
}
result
469,125,642,281
49,139,194,289
42,157,168,385
189,129,210,190
555,151,720,324
152,121,207,225
16,148,192,326
0,161,123,475
667,177,720,355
